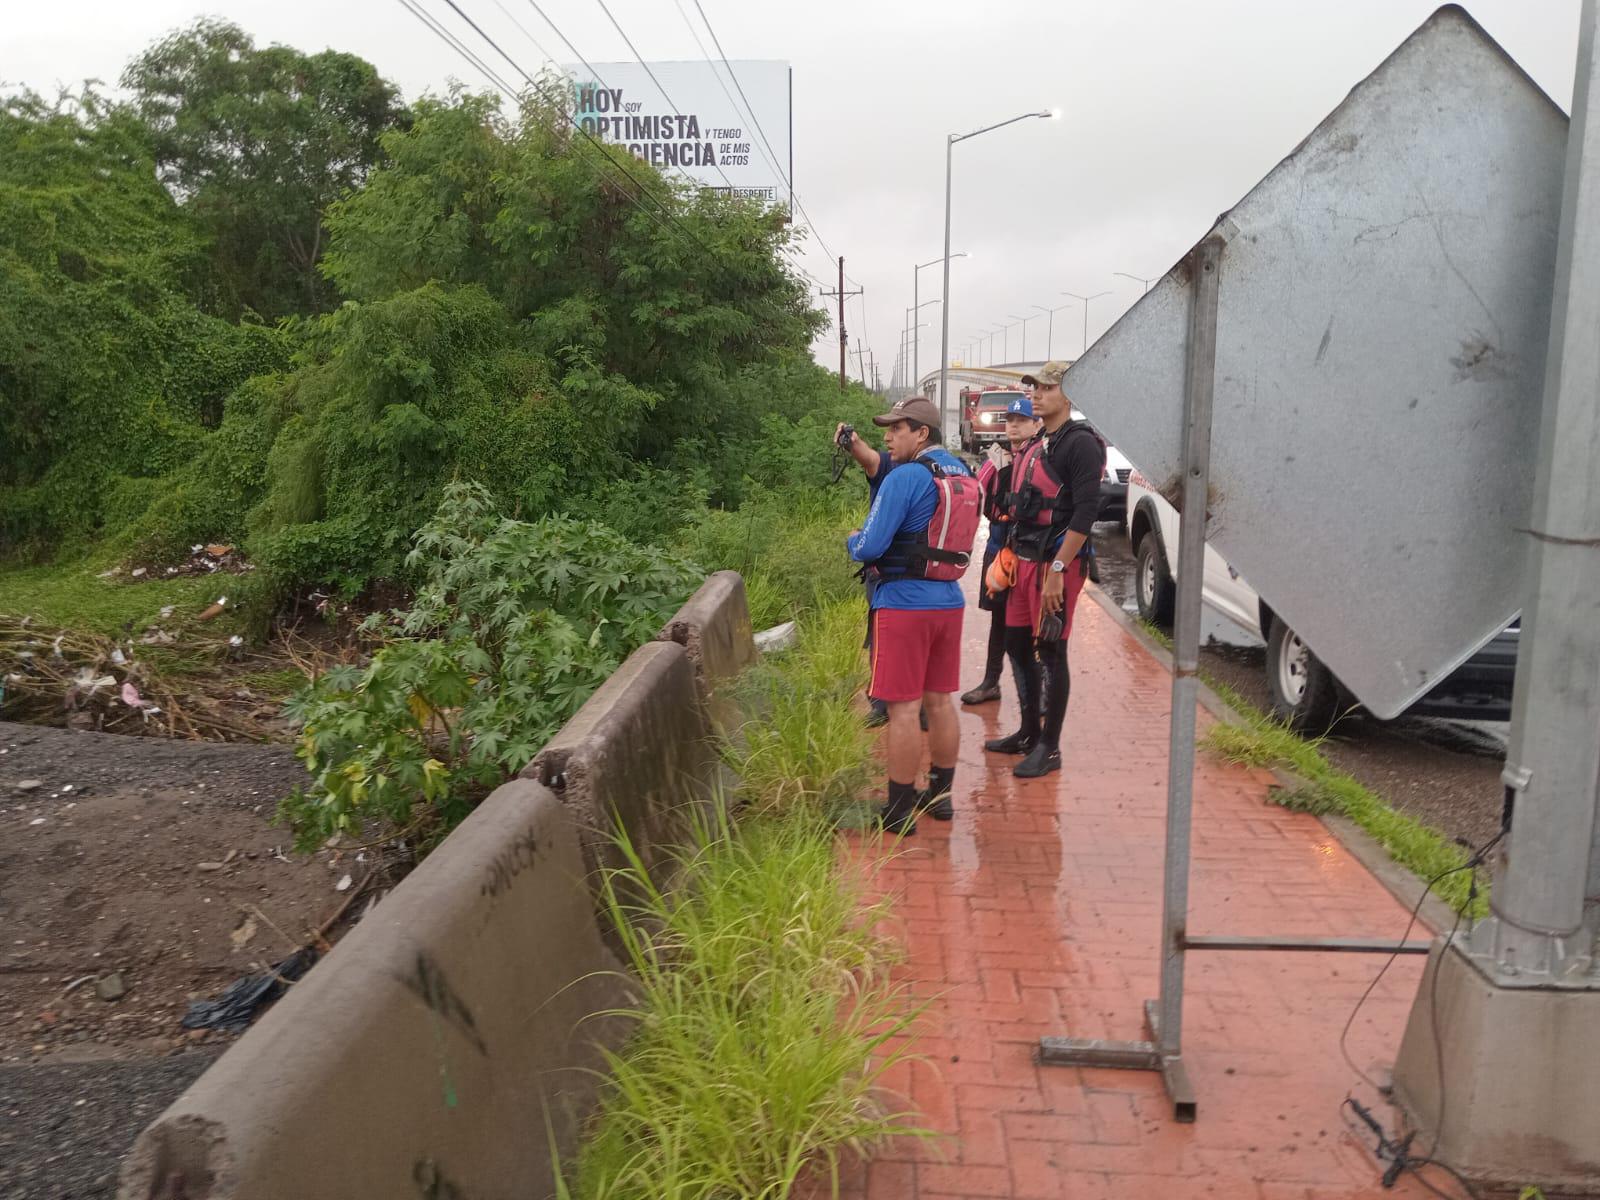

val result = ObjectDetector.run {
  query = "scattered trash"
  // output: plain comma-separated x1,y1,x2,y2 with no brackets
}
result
138,629,175,646
197,598,227,622
228,635,244,648
15,780,42,792
229,916,258,950
159,606,175,619
181,946,319,1032
121,682,144,708
130,568,147,579
205,544,233,559
61,784,72,793
60,975,95,997
754,620,799,655
334,873,353,892
95,973,127,1002
29,817,45,826
110,648,126,665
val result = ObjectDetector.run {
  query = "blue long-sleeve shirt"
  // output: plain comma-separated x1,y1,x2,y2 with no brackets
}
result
847,447,970,611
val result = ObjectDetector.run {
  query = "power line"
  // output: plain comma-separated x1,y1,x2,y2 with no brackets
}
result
433,0,716,256
691,0,786,196
399,0,671,241
397,0,521,97
593,0,737,192
681,0,856,287
487,0,560,66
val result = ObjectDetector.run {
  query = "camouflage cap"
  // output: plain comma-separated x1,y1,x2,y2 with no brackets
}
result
1019,361,1069,388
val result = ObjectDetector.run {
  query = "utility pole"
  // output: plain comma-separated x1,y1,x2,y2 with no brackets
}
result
820,256,863,392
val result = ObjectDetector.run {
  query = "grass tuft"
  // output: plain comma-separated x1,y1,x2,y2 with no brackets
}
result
723,598,879,822
565,801,923,1199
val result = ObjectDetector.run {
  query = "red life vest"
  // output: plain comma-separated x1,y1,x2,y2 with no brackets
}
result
868,457,983,582
1004,421,1106,561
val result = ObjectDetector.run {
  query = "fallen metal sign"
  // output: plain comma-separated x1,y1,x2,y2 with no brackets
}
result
1065,5,1567,718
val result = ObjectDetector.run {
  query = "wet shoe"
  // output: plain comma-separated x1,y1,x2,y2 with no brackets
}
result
984,729,1036,755
865,700,888,728
876,781,919,836
1013,745,1062,778
918,790,954,821
918,765,956,821
960,681,1002,706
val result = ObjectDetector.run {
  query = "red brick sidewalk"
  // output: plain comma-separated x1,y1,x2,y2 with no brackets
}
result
836,586,1441,1199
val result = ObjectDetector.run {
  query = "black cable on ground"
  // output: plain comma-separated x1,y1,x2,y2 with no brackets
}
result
1337,831,1502,1200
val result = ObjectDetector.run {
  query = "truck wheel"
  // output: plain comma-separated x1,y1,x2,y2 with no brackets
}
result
1134,535,1176,627
1266,617,1343,733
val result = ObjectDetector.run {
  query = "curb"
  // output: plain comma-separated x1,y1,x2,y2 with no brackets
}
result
1083,583,1453,937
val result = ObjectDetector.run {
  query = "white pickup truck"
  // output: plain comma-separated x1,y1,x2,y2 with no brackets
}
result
1124,474,1518,731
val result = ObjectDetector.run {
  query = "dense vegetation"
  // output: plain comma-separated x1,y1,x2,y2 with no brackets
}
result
1,22,874,608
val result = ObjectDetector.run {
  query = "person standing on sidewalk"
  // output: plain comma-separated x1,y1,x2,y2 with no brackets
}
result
835,420,895,727
847,396,978,834
961,395,1042,707
984,363,1104,778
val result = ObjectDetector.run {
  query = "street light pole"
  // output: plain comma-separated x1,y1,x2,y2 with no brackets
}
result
915,253,966,394
1010,313,1037,362
1114,270,1160,295
939,109,1056,437
904,300,940,393
1061,289,1112,358
1035,301,1074,360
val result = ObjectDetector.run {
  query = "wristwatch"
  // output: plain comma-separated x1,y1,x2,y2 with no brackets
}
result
1049,559,1066,574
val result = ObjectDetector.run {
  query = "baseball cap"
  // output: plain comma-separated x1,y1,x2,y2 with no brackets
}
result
1020,361,1069,388
1006,395,1036,419
872,395,941,428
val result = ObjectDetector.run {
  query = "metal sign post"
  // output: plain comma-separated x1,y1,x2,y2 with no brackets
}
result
1388,1,1600,1183
1036,10,1573,1135
1038,229,1228,1121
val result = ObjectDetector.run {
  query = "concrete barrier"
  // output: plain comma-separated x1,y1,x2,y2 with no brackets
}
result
656,570,757,728
119,779,631,1200
526,640,719,917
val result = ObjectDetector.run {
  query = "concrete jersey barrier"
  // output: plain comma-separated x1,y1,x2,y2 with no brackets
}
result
656,570,757,729
526,640,719,922
119,779,631,1200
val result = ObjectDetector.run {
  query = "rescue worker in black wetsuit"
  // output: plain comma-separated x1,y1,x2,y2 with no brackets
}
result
983,362,1105,778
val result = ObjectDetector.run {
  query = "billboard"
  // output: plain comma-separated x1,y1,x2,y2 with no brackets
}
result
569,61,792,211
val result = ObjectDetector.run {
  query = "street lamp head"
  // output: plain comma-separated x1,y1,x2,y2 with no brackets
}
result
1049,108,1062,120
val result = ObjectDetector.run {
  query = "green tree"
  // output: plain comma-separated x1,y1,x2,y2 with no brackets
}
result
0,89,286,557
122,18,409,319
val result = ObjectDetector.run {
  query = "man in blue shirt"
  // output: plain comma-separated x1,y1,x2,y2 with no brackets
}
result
845,396,972,835
835,420,898,728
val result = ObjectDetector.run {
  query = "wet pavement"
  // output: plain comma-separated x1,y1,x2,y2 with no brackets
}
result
829,573,1447,1199
1088,525,1506,849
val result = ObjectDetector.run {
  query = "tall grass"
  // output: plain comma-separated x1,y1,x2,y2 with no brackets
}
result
564,803,921,1199
559,541,917,1197
724,599,879,822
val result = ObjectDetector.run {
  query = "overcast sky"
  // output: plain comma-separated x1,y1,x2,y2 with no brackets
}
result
5,0,1582,384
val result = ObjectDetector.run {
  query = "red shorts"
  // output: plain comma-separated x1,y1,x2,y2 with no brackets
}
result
1006,557,1087,637
868,607,965,702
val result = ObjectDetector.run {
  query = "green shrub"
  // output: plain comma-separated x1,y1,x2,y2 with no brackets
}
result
278,483,698,848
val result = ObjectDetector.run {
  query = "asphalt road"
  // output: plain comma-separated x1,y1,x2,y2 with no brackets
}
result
1088,522,1506,850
